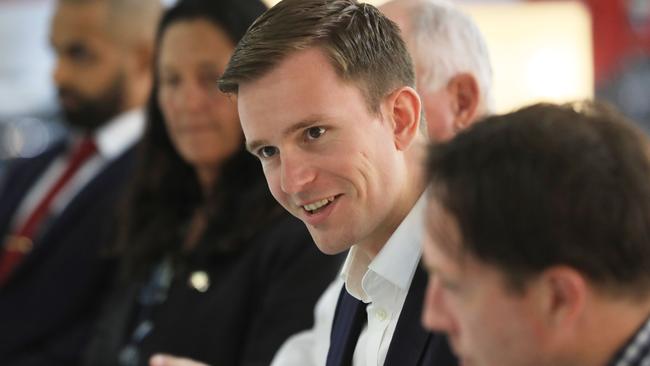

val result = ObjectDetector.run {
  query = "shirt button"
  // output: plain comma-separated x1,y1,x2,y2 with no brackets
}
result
376,308,388,321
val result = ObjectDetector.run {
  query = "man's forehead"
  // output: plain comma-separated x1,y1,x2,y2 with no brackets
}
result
52,1,111,39
237,49,357,123
55,1,108,24
239,48,336,90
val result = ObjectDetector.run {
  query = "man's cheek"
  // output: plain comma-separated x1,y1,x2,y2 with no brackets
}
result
265,174,286,207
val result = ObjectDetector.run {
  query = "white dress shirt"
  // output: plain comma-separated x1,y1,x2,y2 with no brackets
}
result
10,109,144,231
271,193,426,366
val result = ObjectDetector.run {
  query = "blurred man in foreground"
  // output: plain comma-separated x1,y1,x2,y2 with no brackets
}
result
423,102,650,366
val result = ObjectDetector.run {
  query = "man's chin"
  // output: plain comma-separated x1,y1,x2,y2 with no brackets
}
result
62,108,115,132
310,235,350,256
457,355,477,366
57,73,125,132
64,117,100,132
449,341,471,366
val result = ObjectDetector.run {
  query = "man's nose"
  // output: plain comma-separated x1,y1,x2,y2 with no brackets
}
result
422,276,455,332
280,150,316,195
52,58,69,88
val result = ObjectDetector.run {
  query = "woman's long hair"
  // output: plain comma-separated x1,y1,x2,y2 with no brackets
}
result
116,0,277,280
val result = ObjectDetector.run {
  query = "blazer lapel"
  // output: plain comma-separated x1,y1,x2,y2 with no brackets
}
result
0,142,66,237
42,145,136,241
7,146,136,283
384,266,457,366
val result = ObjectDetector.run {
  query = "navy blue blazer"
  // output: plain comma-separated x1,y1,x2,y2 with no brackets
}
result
327,265,458,366
0,141,136,366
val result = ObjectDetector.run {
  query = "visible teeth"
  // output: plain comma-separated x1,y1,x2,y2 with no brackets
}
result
303,196,335,212
304,199,328,211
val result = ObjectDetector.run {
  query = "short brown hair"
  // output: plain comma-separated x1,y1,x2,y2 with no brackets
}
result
427,101,650,298
218,0,415,112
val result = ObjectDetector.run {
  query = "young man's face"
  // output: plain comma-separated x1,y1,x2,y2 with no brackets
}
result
421,198,549,366
238,47,413,255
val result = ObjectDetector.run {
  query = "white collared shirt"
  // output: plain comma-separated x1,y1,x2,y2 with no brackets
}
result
10,109,144,231
271,194,426,366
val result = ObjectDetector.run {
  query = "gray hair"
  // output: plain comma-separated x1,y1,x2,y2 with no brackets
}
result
396,0,494,112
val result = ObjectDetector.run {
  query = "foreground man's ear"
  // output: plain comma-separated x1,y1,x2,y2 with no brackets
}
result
537,266,587,331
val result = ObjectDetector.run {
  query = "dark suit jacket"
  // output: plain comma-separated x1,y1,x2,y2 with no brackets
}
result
328,265,458,366
0,141,137,366
83,214,344,366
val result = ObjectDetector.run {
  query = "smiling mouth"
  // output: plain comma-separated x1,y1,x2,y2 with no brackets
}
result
302,195,337,214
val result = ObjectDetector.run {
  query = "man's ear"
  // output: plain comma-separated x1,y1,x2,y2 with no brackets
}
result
446,73,481,132
123,41,154,78
536,266,587,331
386,86,421,150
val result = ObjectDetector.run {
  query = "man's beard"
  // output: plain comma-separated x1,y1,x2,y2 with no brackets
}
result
58,72,126,133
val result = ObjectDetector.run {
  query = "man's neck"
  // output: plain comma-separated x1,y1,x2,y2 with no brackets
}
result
357,184,426,260
566,295,650,366
358,137,428,259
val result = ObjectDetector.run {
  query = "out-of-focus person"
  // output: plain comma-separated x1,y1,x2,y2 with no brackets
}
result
380,0,493,142
0,0,160,364
423,102,650,366
82,1,343,365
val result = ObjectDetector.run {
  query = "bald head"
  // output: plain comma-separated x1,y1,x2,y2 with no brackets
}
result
60,0,161,47
51,0,161,130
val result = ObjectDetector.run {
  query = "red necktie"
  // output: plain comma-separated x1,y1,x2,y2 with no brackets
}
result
0,137,97,286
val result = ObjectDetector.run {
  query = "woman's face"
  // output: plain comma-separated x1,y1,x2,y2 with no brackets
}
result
158,19,242,175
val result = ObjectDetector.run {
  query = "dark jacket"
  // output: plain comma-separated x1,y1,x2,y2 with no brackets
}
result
0,142,136,366
327,265,457,366
84,214,344,366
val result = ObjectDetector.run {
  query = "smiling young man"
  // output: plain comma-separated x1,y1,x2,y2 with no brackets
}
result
423,102,650,366
215,0,455,365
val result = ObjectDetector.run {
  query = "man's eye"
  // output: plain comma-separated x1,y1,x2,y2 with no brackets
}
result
440,279,458,291
438,275,460,292
305,126,326,140
428,267,459,292
258,146,278,159
67,43,95,64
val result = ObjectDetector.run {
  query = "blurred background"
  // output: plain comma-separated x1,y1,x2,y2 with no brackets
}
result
0,0,648,175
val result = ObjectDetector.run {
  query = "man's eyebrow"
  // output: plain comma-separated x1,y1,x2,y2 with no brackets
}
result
245,116,327,154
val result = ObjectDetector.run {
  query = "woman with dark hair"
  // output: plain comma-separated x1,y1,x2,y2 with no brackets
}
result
82,1,342,365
